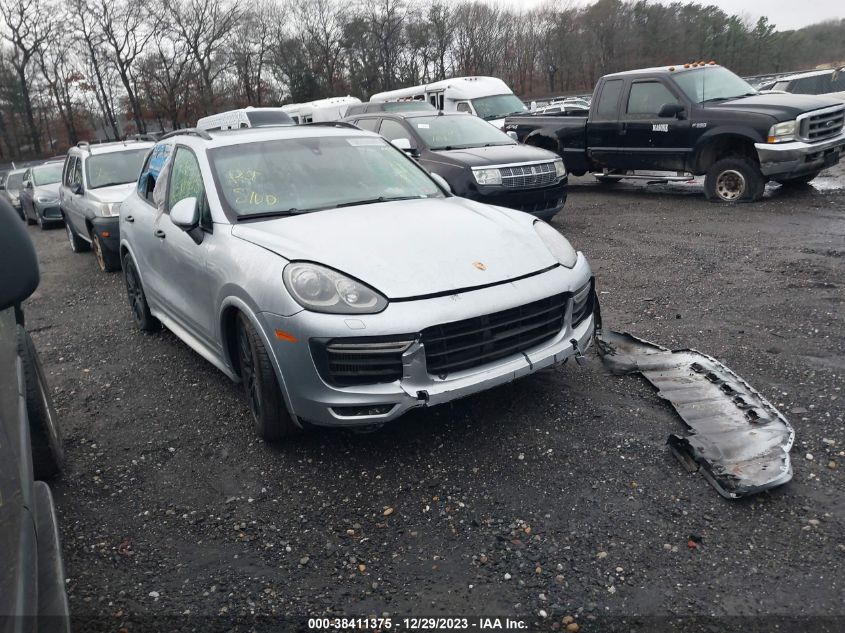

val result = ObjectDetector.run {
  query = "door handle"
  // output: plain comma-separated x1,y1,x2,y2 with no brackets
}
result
125,215,134,223
154,229,166,239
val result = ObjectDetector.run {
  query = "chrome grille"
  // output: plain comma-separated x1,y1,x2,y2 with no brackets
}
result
798,105,845,142
421,294,568,376
499,162,557,188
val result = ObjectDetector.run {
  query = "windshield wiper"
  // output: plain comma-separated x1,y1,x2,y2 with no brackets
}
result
334,195,422,208
92,180,131,188
236,209,308,221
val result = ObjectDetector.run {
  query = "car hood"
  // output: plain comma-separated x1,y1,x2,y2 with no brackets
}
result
34,183,60,198
231,197,558,300
706,93,844,121
431,143,558,168
87,183,135,203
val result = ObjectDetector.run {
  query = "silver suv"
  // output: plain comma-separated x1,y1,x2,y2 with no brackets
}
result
119,125,596,442
60,140,154,272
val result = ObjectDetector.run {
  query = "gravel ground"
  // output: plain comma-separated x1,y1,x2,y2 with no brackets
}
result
22,167,845,632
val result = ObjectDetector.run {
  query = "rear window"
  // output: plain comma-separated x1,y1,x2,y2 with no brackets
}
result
246,111,294,127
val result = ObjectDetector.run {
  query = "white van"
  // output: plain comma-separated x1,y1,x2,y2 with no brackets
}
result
281,96,362,124
196,107,294,131
368,77,527,128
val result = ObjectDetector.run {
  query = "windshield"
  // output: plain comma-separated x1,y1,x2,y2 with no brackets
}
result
6,172,24,190
471,94,528,120
210,135,444,217
32,163,63,186
411,115,516,150
86,148,150,189
673,67,757,104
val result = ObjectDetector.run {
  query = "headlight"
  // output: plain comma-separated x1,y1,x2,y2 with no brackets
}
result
473,168,502,186
98,202,120,217
553,158,567,178
767,120,796,143
36,195,58,204
534,220,577,268
283,262,388,314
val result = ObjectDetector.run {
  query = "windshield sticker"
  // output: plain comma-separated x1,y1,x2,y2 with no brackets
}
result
347,138,385,146
416,123,430,129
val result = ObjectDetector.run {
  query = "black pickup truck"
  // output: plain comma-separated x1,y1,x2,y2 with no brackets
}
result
505,63,845,202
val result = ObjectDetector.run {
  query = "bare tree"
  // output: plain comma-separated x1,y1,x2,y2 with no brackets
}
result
294,0,346,95
165,0,242,114
232,0,283,105
0,0,52,154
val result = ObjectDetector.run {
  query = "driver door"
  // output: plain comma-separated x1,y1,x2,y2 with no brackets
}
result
151,146,216,346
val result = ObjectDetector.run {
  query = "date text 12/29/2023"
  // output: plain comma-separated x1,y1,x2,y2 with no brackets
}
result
307,617,529,630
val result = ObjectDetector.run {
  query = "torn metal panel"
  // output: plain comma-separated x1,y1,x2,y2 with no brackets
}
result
596,330,794,499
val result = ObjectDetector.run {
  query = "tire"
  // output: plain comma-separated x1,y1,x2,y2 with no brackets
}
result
236,313,298,442
26,205,36,225
123,254,160,332
704,157,765,202
65,216,90,253
17,326,64,480
775,171,821,186
92,231,119,272
595,173,622,184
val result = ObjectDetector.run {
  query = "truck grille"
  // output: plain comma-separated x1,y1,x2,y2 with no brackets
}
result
313,338,413,386
421,293,568,376
798,105,845,142
500,162,558,188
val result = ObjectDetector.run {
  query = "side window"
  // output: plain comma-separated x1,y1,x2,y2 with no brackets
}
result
167,147,205,212
355,118,380,132
378,119,412,145
63,157,76,186
72,158,83,187
595,79,623,121
138,143,172,205
626,81,678,117
456,101,472,113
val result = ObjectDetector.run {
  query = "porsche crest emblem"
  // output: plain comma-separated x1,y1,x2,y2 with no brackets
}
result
473,261,487,271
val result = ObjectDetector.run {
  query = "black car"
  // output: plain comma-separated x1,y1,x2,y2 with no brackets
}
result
0,197,69,630
505,63,845,202
344,111,568,220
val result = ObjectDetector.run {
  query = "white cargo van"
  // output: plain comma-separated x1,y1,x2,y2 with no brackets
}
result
368,77,527,128
281,96,362,124
196,107,294,131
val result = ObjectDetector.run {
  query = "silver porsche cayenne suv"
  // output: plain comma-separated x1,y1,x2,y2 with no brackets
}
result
119,124,596,441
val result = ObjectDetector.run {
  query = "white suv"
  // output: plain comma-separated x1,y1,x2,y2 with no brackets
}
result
60,140,154,272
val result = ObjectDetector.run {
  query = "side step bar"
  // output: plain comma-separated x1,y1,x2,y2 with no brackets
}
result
591,170,695,183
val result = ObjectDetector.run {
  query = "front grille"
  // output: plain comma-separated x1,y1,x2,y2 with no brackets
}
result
312,338,412,386
572,279,595,326
798,106,845,142
421,293,568,376
500,162,558,188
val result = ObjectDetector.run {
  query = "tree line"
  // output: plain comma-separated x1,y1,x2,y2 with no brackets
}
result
1,0,844,160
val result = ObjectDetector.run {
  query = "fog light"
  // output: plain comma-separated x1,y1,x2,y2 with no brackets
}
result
332,404,394,417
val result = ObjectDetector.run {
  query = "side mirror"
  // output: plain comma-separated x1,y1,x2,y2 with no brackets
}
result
170,196,199,230
430,172,451,193
506,130,519,141
658,103,685,118
0,183,5,191
72,183,83,195
392,137,420,158
25,180,33,189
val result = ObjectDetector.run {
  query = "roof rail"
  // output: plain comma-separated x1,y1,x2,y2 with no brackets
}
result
158,128,213,141
77,140,92,154
303,121,359,129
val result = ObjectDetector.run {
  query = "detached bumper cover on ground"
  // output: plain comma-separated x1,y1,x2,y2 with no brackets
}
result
596,330,794,499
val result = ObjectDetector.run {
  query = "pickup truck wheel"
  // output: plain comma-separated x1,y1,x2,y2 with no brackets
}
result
236,313,299,442
123,254,161,332
17,326,64,480
65,217,90,253
704,158,765,202
775,171,821,186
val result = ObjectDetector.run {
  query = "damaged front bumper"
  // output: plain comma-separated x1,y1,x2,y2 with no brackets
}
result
755,129,845,179
597,330,794,499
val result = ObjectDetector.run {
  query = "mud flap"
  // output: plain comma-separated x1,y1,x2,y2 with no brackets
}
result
596,330,794,499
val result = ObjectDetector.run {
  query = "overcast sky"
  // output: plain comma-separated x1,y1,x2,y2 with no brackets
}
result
490,0,844,31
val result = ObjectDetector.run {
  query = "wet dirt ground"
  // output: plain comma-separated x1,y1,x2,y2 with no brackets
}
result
23,164,845,632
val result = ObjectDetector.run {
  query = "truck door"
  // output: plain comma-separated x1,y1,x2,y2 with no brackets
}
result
586,78,627,170
618,79,690,171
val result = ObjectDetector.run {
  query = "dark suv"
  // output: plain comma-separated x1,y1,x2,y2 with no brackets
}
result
344,111,568,220
0,197,69,629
